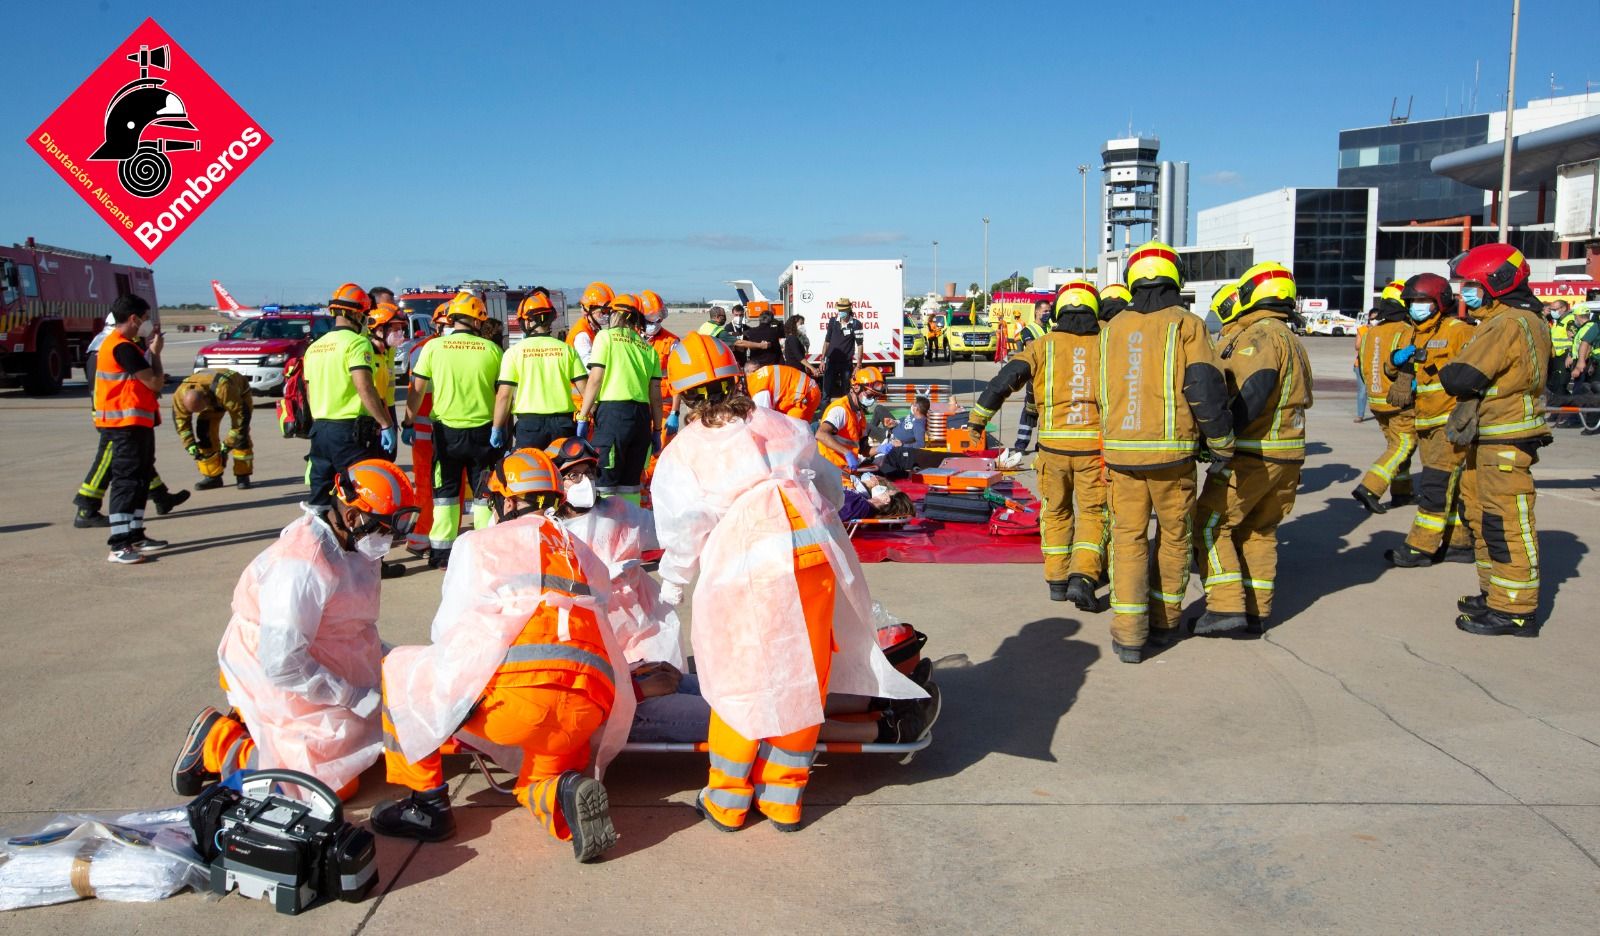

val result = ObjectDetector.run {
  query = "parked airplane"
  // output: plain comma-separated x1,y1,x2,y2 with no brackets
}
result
211,280,264,319
211,280,325,318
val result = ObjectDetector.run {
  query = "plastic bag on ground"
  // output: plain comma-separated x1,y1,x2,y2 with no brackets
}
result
0,809,207,911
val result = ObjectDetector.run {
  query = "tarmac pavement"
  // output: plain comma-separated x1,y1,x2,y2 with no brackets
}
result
0,335,1596,933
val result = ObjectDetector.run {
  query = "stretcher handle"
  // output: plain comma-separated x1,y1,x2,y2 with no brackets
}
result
236,769,342,824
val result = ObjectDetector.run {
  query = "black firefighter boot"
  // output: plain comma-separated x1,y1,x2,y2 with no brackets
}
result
1064,573,1097,613
1193,609,1250,636
1456,607,1541,638
1047,580,1071,602
1351,485,1387,515
370,786,456,842
1457,593,1489,615
1384,544,1434,568
151,487,191,515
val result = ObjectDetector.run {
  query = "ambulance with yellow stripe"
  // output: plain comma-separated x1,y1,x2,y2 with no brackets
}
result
0,238,157,395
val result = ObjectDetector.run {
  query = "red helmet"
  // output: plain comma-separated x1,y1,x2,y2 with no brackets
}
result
1400,272,1454,312
1451,243,1530,298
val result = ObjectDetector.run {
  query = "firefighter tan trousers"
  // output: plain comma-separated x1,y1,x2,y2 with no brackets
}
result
1194,457,1301,619
1107,463,1196,648
1036,450,1108,583
1361,409,1414,498
704,560,836,830
1404,427,1471,555
194,412,254,479
1460,442,1541,616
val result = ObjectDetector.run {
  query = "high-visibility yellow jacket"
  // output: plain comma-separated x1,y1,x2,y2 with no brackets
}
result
1441,301,1553,443
1551,312,1575,356
1215,309,1313,463
1096,304,1233,470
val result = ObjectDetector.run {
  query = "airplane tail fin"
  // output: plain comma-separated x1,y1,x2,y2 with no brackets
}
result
726,279,770,305
211,280,242,312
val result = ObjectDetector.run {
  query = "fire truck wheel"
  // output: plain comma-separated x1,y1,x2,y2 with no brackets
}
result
23,331,65,396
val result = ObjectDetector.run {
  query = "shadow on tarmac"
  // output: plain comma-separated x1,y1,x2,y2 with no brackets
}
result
1296,461,1361,497
805,616,1099,815
156,527,282,558
0,522,52,535
154,491,307,520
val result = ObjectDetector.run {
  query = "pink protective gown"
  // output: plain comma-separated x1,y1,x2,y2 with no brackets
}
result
217,508,385,793
562,496,685,671
381,513,639,779
651,407,926,741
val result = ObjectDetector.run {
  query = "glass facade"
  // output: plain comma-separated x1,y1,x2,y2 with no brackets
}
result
1376,227,1559,261
1293,189,1370,314
1337,116,1490,222
1179,247,1253,282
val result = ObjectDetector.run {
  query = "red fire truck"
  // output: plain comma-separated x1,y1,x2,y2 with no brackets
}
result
0,238,158,395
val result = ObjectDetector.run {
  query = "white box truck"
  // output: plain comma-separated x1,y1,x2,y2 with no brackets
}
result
777,259,904,376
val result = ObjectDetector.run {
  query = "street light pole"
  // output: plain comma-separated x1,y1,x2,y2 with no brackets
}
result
1077,164,1090,275
932,240,939,295
1498,0,1521,241
982,217,990,312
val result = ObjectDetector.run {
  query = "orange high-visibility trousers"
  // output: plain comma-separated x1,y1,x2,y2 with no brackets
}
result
703,505,837,829
207,673,359,799
384,682,607,841
407,413,434,553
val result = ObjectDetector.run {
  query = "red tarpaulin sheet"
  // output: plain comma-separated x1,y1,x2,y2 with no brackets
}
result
851,468,1043,564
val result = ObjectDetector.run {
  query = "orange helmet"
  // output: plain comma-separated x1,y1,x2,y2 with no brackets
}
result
329,282,372,318
581,282,615,311
482,448,562,521
333,459,419,535
545,436,600,474
517,291,557,324
447,291,488,322
639,289,667,323
852,366,887,391
666,332,740,397
611,293,641,314
366,301,401,331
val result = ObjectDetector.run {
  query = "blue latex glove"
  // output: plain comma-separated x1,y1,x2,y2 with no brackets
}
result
844,451,861,471
876,441,895,456
665,412,679,434
380,426,396,453
1390,345,1419,366
576,419,591,438
401,425,415,446
490,426,505,448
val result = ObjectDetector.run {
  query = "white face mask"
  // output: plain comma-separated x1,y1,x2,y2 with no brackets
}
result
567,478,596,510
136,318,155,339
644,323,661,337
356,532,391,560
859,393,879,408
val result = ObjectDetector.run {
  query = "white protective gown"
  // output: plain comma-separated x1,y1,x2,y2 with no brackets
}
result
561,496,686,671
217,509,384,792
651,407,926,741
381,514,639,779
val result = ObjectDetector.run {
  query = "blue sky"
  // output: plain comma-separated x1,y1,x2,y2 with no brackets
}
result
0,0,1585,304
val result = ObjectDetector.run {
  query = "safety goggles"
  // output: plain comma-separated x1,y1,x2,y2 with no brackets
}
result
351,506,420,538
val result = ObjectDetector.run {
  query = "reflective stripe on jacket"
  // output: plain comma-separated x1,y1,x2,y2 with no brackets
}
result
94,331,158,428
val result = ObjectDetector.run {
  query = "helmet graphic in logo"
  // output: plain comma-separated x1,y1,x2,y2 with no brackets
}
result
87,44,199,198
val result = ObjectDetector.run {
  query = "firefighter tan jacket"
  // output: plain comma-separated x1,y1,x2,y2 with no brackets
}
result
173,368,251,449
1215,310,1313,463
1440,301,1553,443
1358,319,1410,413
1386,315,1473,429
971,329,1101,455
1096,304,1233,470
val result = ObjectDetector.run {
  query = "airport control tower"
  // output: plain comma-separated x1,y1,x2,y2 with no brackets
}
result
1100,136,1189,261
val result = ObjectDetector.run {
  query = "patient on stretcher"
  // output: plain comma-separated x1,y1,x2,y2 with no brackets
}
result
628,658,940,746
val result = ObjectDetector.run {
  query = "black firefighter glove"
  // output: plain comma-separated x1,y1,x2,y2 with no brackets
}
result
224,430,250,451
185,442,204,460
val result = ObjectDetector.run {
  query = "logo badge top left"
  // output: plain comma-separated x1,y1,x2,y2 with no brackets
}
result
28,17,272,263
